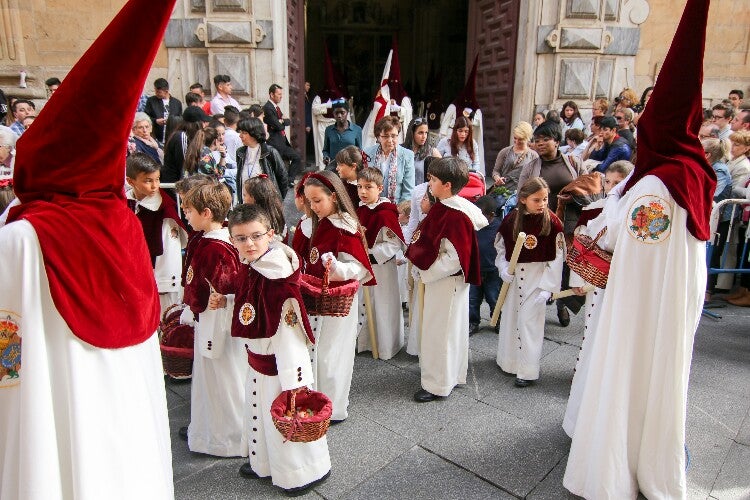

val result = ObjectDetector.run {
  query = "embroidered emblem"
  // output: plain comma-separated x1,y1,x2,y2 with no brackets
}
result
0,312,21,388
386,229,396,239
309,247,320,264
186,265,194,285
239,303,256,326
411,230,421,243
628,196,672,243
284,308,299,328
557,235,564,251
523,234,538,250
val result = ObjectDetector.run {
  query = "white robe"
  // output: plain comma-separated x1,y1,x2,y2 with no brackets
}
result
0,219,174,500
187,228,249,457
126,189,188,314
405,265,423,357
310,96,336,169
563,201,609,437
357,200,406,360
228,245,331,490
563,175,705,499
308,214,371,421
494,231,565,380
438,105,485,172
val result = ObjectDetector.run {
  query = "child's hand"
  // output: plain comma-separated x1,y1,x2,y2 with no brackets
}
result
321,252,338,272
572,286,587,296
208,292,227,310
396,258,406,265
500,267,515,283
533,290,552,305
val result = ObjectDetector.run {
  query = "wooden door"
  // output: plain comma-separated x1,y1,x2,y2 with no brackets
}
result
287,0,306,163
467,0,521,173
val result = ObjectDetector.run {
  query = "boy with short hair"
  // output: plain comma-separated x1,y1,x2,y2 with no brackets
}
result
178,180,247,457
469,195,502,335
125,152,187,313
406,157,488,401
355,166,407,359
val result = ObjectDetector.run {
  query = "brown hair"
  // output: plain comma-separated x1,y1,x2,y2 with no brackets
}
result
357,166,384,186
174,174,213,195
450,115,475,160
242,176,286,234
397,200,411,218
304,170,368,250
427,156,469,195
373,115,401,137
514,177,551,238
335,145,363,169
182,179,232,223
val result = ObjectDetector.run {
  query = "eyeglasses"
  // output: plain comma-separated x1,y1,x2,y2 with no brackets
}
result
231,230,270,244
711,114,724,120
615,115,625,121
379,134,399,140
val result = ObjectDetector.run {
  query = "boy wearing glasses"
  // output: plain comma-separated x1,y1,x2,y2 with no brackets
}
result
177,180,248,458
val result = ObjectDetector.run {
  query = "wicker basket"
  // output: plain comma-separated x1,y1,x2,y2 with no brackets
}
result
159,303,194,379
300,261,359,317
567,228,612,289
270,388,332,443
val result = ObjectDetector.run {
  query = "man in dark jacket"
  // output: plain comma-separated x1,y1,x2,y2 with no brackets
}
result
144,78,183,144
263,84,301,185
591,116,631,173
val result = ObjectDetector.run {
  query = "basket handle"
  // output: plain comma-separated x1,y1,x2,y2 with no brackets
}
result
587,227,607,248
283,388,304,443
322,260,331,295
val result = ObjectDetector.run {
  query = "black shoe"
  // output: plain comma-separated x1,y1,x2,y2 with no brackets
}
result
414,389,442,402
557,307,570,327
239,462,260,479
178,426,188,441
329,418,345,425
283,470,331,496
514,377,533,387
469,323,479,336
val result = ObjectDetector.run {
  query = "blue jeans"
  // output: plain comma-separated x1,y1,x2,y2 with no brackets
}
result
469,270,501,325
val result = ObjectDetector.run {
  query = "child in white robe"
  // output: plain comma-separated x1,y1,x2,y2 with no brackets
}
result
495,177,565,387
210,204,331,495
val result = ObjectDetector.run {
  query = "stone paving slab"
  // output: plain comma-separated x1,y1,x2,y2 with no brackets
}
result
342,445,516,500
420,401,571,498
710,442,750,500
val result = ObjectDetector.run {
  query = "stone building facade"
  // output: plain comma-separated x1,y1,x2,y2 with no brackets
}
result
1,0,748,162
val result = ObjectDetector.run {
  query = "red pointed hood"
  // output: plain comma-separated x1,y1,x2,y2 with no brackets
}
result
623,0,716,241
388,37,408,103
7,0,177,348
318,42,345,102
452,55,479,115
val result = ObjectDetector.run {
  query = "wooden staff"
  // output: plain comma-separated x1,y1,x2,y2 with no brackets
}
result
552,285,595,300
490,232,526,327
417,281,426,345
362,286,379,359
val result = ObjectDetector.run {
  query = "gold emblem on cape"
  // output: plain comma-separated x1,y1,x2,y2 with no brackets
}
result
309,247,320,264
185,266,194,284
411,229,421,243
523,234,538,250
0,312,22,388
386,229,396,239
284,307,299,328
239,303,256,326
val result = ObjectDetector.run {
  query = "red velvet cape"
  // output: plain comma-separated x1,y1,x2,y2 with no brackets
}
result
183,236,241,314
305,217,375,286
575,207,603,231
405,201,481,286
356,201,405,249
128,188,185,266
498,210,563,264
231,263,314,344
343,182,359,209
291,219,310,264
